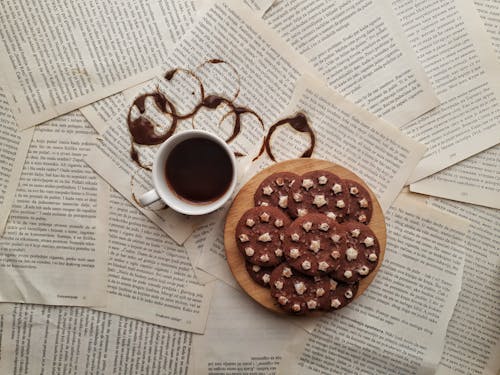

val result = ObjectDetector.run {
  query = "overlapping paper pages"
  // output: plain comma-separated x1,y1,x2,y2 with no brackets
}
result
0,0,498,374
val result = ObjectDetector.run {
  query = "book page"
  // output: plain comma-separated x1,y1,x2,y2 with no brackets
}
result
277,193,470,375
263,0,439,127
0,303,191,374
410,144,500,209
183,221,218,285
0,85,33,235
392,0,500,182
0,0,196,129
427,198,500,375
188,281,295,375
0,112,107,306
196,75,427,285
84,1,320,243
79,91,128,134
99,188,214,333
475,0,500,55
244,0,275,16
409,3,500,208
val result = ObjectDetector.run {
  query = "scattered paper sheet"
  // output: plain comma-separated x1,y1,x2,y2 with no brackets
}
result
410,144,500,209
263,0,439,126
391,0,500,182
0,112,107,306
428,198,500,375
99,188,214,333
0,85,33,235
84,0,321,243
79,92,128,135
196,74,427,286
0,303,191,374
0,0,197,129
409,4,500,209
277,193,470,375
475,0,500,56
183,221,218,285
188,281,296,375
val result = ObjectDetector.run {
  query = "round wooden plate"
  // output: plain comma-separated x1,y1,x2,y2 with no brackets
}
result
224,159,386,314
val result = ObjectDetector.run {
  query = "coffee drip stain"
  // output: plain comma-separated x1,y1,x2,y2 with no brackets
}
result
255,112,314,162
126,59,315,169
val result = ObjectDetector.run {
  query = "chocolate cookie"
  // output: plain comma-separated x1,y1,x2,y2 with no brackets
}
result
318,278,359,311
254,172,300,212
287,171,349,222
283,213,347,276
331,221,380,283
270,263,330,314
235,206,291,266
245,261,274,287
345,179,373,224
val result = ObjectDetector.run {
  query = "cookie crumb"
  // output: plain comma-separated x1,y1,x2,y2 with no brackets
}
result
363,237,374,247
313,194,327,207
239,234,249,242
331,298,341,308
245,247,255,256
302,179,314,190
318,261,329,271
302,221,313,232
259,212,270,222
309,240,321,253
258,232,272,242
332,183,342,194
301,260,312,270
278,195,288,208
294,281,307,295
263,185,273,195
319,222,329,231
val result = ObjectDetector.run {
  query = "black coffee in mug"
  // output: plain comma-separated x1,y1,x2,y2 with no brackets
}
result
165,137,234,204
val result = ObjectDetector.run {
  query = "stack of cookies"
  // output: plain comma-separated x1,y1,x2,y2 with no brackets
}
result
235,171,380,314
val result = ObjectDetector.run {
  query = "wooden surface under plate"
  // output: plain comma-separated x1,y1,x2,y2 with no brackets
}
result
224,158,386,314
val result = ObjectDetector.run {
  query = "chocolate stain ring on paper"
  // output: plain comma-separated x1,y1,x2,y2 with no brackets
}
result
126,59,315,170
127,60,270,166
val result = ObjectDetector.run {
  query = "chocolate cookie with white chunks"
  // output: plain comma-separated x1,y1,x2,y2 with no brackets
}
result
245,261,274,288
283,213,347,276
254,172,300,212
318,278,359,311
235,206,291,266
331,221,380,283
270,263,330,314
287,171,349,222
345,179,373,224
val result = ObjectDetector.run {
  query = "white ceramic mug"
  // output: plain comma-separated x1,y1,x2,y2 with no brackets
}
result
137,130,237,215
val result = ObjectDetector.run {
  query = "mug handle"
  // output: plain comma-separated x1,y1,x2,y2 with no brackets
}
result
137,189,161,207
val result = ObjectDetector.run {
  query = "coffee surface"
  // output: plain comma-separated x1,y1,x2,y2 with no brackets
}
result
166,138,233,203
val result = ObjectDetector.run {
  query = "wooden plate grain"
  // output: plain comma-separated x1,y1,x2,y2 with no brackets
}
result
224,159,386,314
